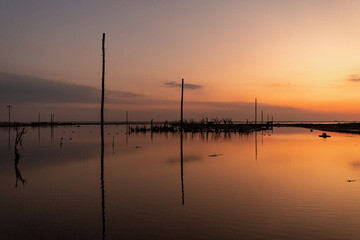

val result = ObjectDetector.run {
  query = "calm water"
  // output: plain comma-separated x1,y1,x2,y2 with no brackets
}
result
1,126,360,240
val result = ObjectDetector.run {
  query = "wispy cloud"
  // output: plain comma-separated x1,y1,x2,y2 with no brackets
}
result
2,72,358,122
265,82,292,87
347,74,360,82
0,72,141,104
164,81,203,89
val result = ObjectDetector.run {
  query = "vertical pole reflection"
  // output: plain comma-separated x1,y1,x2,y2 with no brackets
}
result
180,131,184,205
14,128,27,187
38,126,41,144
8,127,11,150
50,125,54,143
101,131,105,240
255,131,258,161
180,78,184,205
112,136,115,155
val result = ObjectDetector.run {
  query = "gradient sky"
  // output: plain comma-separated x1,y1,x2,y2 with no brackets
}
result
2,0,360,121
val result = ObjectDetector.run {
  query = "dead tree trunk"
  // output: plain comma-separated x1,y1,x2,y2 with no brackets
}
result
100,33,106,240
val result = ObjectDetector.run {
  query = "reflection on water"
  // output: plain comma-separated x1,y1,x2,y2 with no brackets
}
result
2,126,360,239
255,131,258,161
50,125,54,143
101,112,106,240
180,131,184,205
8,128,10,149
101,151,105,240
14,128,27,187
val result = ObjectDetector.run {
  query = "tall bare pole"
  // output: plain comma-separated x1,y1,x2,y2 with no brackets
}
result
254,98,257,124
126,111,128,133
7,105,12,149
181,128,184,205
181,78,184,129
100,33,106,240
7,105,12,127
261,110,263,124
50,114,54,124
101,33,105,132
180,78,184,205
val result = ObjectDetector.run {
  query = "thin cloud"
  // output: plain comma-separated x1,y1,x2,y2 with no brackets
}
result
165,81,203,89
347,74,360,82
0,72,141,104
265,82,292,87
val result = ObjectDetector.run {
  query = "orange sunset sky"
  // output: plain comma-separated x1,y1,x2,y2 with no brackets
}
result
1,0,360,121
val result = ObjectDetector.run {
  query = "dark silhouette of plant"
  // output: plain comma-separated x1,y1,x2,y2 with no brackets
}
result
14,127,27,187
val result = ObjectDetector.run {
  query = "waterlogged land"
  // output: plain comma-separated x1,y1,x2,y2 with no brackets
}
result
0,120,272,133
2,121,360,134
1,126,360,239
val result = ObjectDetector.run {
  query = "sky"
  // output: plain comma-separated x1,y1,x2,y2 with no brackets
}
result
1,0,360,122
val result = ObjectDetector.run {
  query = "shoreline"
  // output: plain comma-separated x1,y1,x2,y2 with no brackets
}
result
1,122,360,134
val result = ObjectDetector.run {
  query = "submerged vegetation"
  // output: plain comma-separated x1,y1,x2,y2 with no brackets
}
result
129,117,273,133
14,127,27,187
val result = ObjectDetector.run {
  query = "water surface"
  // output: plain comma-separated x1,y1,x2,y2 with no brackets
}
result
1,126,360,240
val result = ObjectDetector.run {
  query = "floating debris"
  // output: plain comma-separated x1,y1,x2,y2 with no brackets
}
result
319,133,331,138
208,154,223,157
